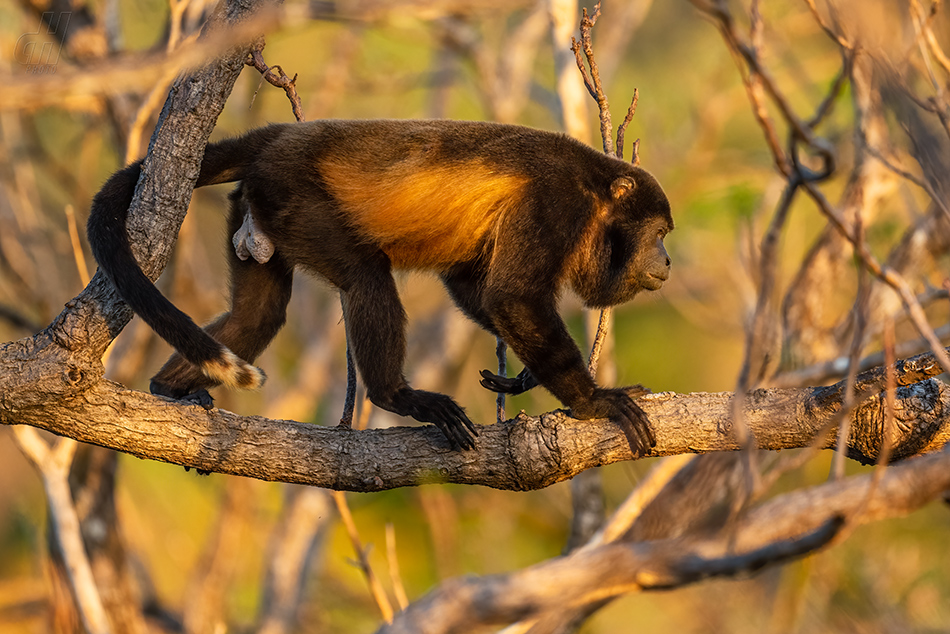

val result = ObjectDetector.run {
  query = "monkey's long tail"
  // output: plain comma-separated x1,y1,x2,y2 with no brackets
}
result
86,128,284,391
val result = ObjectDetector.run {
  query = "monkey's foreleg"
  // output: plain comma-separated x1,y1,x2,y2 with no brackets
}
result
486,295,655,456
341,275,478,450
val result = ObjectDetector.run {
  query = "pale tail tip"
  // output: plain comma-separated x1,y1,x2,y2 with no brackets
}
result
201,349,265,390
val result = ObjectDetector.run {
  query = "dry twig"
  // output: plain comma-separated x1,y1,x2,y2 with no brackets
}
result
332,491,394,623
495,337,507,424
246,46,305,122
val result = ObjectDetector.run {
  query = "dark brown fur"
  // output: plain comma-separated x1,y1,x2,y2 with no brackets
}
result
87,119,673,451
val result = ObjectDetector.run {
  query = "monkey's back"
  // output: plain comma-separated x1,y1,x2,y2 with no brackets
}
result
253,119,600,271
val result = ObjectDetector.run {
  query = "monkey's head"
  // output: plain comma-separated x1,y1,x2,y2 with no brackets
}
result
569,167,673,308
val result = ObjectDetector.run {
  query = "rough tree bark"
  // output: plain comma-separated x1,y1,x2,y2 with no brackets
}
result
2,356,948,491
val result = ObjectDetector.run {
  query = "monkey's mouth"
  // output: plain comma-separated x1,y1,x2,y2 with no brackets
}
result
642,271,669,290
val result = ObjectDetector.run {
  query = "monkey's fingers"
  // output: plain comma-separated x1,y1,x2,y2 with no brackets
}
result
434,416,477,451
429,395,479,451
478,368,537,395
479,369,522,393
617,400,656,457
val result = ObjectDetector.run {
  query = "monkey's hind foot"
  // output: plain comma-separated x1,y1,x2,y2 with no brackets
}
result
180,389,215,410
382,387,479,451
478,367,539,395
150,380,216,410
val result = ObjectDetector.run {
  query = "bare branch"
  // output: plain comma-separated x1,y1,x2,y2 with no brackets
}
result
616,90,639,164
333,491,394,622
381,518,842,634
3,346,950,491
570,4,614,155
771,322,950,388
0,5,286,112
866,143,950,221
590,454,697,546
64,205,90,286
802,0,851,49
13,429,110,634
585,307,611,378
568,3,642,398
800,180,950,379
380,444,950,634
691,0,836,177
385,524,410,612
831,229,869,482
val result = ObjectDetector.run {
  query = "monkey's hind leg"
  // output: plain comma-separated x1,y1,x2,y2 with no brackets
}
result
150,205,294,408
342,269,478,450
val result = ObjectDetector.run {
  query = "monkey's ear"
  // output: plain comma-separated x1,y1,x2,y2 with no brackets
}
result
611,177,636,200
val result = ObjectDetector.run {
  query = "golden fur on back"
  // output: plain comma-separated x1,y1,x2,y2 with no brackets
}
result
320,157,529,270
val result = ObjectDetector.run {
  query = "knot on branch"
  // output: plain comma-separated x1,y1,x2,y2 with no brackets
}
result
506,411,565,490
849,379,946,464
0,334,104,410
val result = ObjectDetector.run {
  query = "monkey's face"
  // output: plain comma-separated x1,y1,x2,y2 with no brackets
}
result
570,169,673,308
628,216,672,291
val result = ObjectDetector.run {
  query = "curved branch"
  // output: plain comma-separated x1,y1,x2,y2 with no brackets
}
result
379,445,950,633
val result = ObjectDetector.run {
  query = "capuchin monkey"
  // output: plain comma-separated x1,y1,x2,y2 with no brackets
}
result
87,119,673,453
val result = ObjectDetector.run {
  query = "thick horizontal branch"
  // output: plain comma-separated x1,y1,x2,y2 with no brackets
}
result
2,354,948,491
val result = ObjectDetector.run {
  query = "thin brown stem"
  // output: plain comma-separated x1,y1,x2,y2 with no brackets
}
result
570,4,614,155
615,89,638,162
586,308,611,377
332,491,394,623
495,337,507,424
246,46,305,122
385,524,410,612
830,218,868,481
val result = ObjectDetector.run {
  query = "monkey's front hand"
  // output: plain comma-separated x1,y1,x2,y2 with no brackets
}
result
570,388,656,457
478,367,539,395
385,387,479,451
